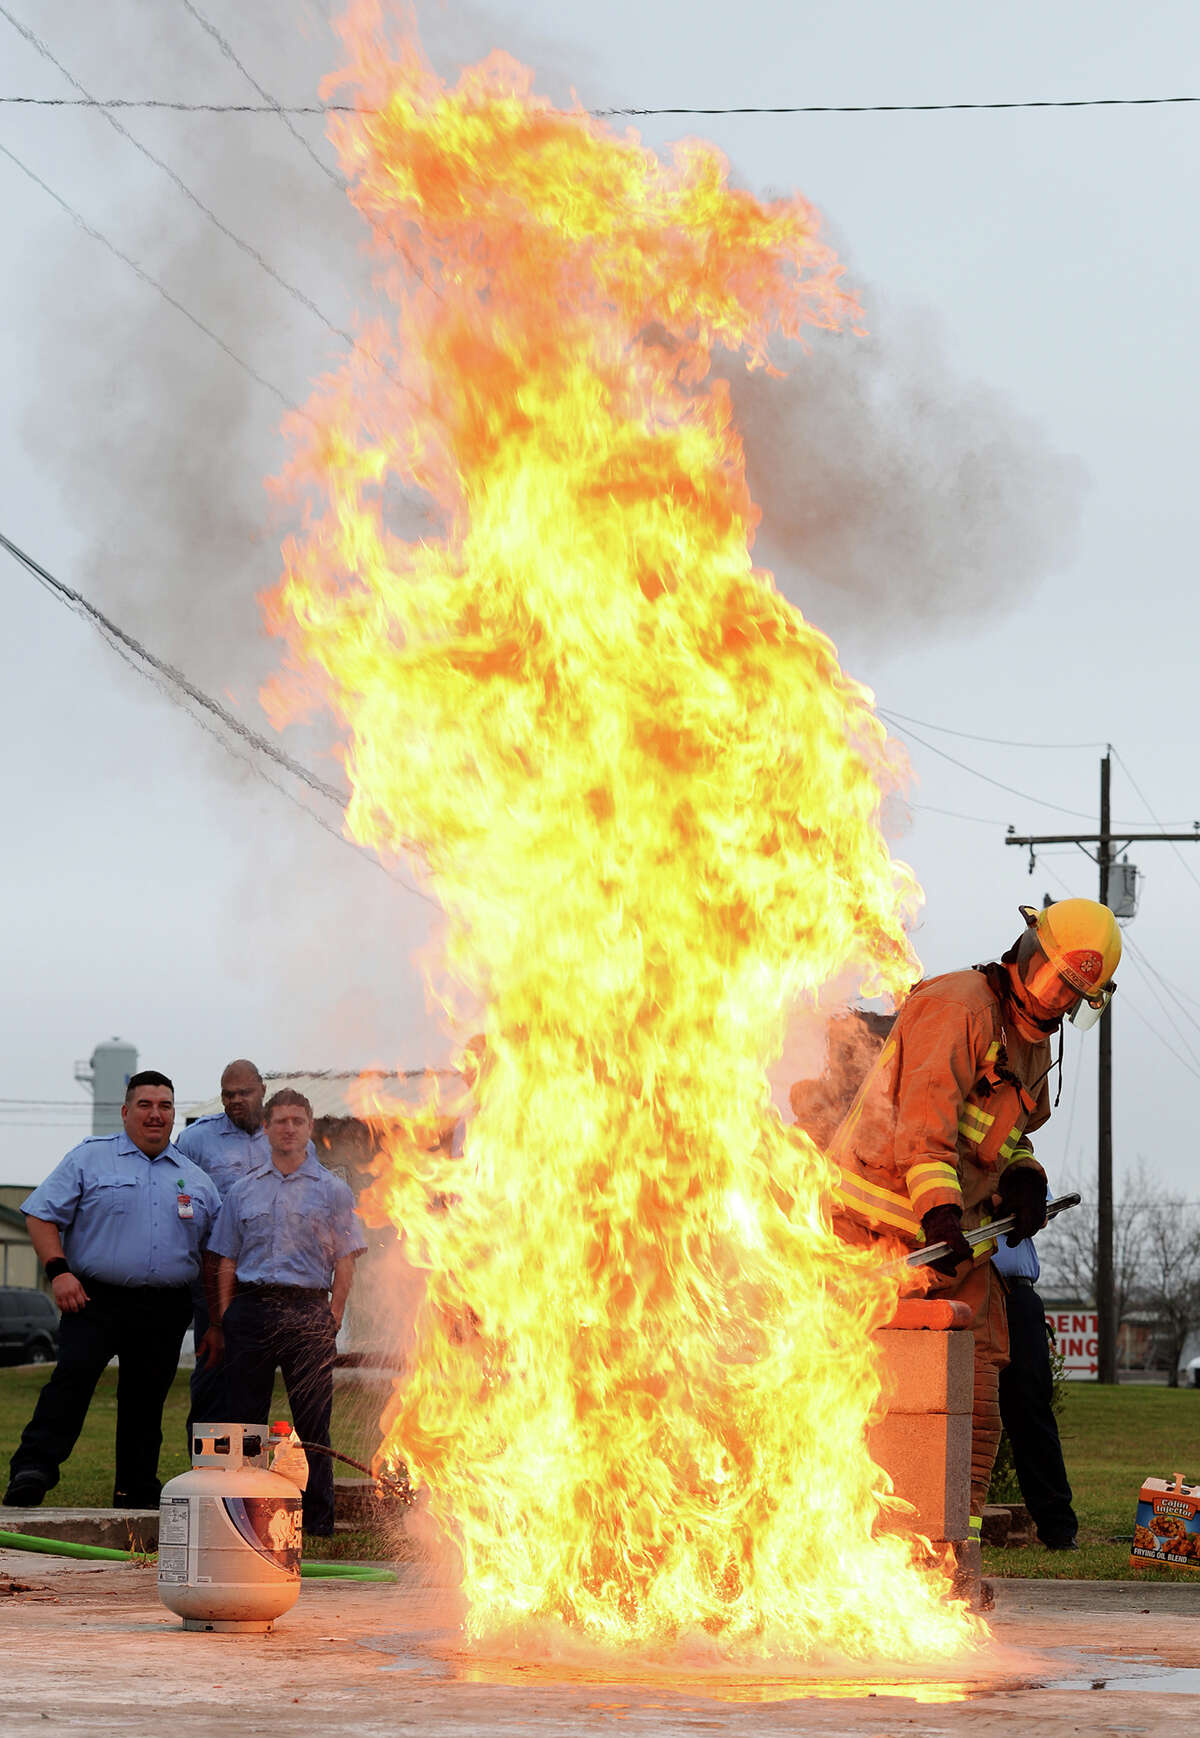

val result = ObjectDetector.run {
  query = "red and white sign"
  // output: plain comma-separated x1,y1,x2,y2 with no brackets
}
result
1046,1310,1099,1379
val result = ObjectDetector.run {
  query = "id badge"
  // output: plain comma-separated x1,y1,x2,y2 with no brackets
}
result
177,1193,194,1221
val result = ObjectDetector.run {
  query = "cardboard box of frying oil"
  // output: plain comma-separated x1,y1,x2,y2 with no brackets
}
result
1130,1476,1200,1570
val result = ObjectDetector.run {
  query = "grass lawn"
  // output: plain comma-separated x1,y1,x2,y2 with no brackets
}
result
982,1380,1200,1581
0,1364,397,1561
3,1365,1198,1577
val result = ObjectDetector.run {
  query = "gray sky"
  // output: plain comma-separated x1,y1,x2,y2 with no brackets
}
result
2,0,1198,1199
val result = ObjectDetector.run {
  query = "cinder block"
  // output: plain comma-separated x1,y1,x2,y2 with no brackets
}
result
868,1411,971,1541
872,1326,973,1416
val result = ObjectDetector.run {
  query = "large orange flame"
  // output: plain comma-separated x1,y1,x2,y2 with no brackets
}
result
264,2,983,1664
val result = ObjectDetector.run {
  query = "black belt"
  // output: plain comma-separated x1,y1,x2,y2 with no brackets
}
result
78,1276,190,1294
239,1284,328,1302
1005,1274,1037,1289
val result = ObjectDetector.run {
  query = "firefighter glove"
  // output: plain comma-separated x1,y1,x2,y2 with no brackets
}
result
920,1204,972,1277
996,1166,1048,1245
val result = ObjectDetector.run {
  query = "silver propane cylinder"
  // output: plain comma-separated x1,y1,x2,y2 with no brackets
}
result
157,1421,302,1632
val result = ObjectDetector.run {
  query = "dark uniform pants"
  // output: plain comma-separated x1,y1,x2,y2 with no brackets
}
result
998,1277,1078,1546
8,1278,192,1505
186,1285,231,1443
222,1288,338,1535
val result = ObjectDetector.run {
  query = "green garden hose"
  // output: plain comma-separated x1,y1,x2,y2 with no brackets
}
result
0,1528,133,1562
0,1527,395,1580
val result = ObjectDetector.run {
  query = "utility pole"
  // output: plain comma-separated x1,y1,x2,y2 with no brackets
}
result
1096,756,1114,1385
1006,750,1200,1385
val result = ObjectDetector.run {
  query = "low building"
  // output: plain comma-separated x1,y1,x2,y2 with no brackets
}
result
0,1187,48,1292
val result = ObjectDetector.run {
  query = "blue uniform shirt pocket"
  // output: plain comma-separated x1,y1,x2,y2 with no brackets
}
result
238,1207,274,1276
89,1176,138,1213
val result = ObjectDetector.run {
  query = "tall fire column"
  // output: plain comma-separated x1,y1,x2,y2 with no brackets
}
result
263,7,985,1668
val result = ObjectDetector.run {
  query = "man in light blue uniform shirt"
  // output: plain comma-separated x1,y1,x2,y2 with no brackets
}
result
4,1071,221,1509
993,1226,1078,1549
211,1088,366,1535
176,1059,272,1198
175,1058,273,1433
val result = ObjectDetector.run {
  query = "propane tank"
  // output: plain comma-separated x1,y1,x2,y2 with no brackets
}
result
157,1421,302,1632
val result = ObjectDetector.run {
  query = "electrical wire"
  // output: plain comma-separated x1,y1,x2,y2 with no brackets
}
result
908,799,1101,838
1,7,439,408
882,713,1183,832
1116,995,1200,1085
880,708,1108,751
2,529,341,802
1120,963,1200,1074
877,710,1101,820
0,1098,112,1106
0,1121,106,1129
176,0,343,190
1111,953,1200,1017
1038,856,1200,1079
2,93,1197,117
1111,746,1200,898
174,0,442,306
594,97,1200,118
0,528,438,908
0,137,299,417
1121,932,1200,1046
905,801,1001,826
3,9,365,357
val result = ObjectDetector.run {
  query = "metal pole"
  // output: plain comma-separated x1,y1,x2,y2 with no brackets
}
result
1097,751,1117,1384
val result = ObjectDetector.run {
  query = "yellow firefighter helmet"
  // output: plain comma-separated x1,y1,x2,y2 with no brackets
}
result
1018,898,1121,1027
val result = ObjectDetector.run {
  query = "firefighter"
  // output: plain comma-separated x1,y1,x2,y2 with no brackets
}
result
825,898,1121,1549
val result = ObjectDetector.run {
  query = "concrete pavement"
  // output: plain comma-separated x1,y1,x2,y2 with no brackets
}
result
2,1549,1199,1735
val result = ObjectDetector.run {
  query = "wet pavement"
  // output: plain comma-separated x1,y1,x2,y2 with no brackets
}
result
2,1548,1198,1735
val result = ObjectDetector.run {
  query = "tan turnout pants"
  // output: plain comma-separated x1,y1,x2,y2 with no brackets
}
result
942,1256,1011,1516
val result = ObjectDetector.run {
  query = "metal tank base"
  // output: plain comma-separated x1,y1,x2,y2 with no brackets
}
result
181,1615,275,1633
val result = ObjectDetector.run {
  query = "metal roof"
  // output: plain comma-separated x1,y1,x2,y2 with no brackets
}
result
184,1069,454,1124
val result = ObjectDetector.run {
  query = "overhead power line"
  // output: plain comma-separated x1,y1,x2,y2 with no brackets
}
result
1044,858,1200,1085
1111,746,1200,899
0,136,299,416
0,529,340,803
595,96,1200,117
1121,933,1200,1046
881,710,1188,831
172,0,440,305
906,800,1000,827
880,707,1108,751
1,7,441,384
0,130,435,517
878,709,1104,821
0,528,437,908
1,7,355,345
0,1098,99,1106
1118,996,1200,1086
1,93,1196,117
176,0,343,189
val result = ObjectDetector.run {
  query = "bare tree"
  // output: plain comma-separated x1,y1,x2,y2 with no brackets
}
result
1037,1161,1151,1330
1137,1195,1200,1388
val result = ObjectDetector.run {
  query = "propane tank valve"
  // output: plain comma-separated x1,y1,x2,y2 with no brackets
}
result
269,1419,310,1491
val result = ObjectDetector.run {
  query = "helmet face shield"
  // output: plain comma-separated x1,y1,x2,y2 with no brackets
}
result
1023,954,1086,1016
1020,948,1115,1030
